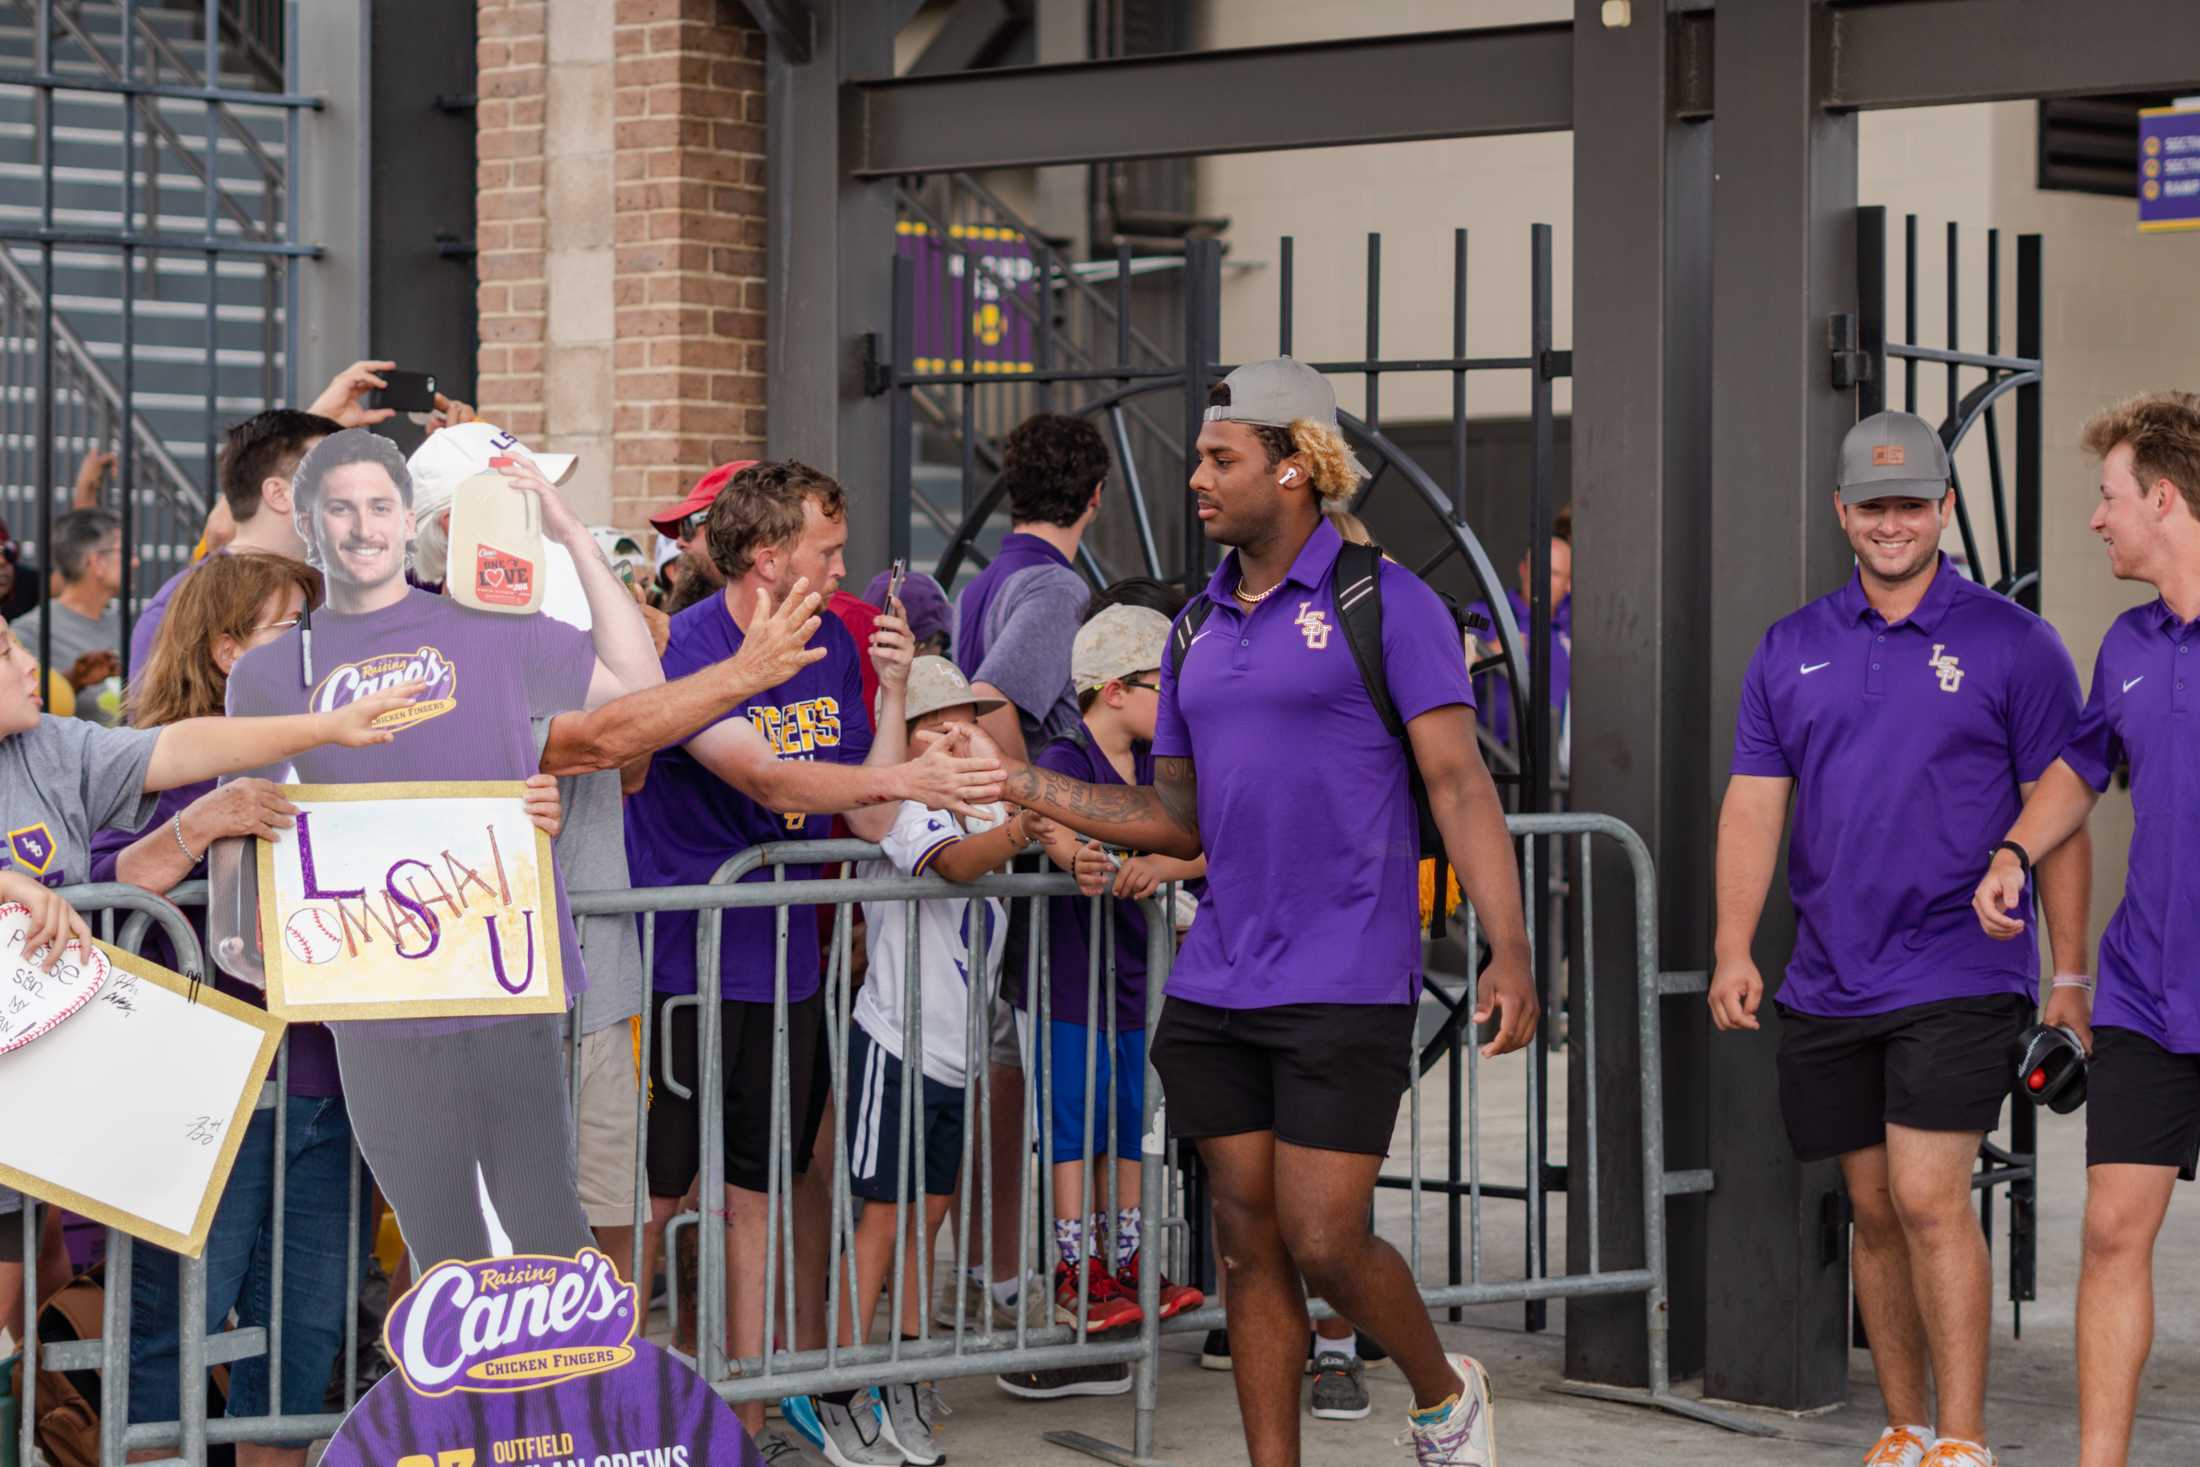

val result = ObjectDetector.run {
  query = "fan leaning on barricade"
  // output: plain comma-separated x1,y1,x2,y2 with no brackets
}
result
983,357,1538,1467
0,571,421,1346
1970,391,2200,1467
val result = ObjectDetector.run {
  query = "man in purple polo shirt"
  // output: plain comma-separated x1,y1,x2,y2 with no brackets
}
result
994,358,1537,1467
1972,391,2200,1467
1713,411,2088,1467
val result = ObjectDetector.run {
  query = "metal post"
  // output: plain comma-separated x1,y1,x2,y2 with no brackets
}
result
2014,234,2043,613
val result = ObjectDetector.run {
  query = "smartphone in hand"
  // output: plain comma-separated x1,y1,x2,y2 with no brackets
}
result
372,369,438,413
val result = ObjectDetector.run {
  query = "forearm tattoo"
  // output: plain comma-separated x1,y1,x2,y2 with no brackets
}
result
1002,757,1199,840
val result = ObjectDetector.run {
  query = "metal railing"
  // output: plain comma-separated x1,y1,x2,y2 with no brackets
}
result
26,808,1720,1465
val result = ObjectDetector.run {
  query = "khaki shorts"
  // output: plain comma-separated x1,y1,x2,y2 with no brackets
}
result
577,1023,642,1228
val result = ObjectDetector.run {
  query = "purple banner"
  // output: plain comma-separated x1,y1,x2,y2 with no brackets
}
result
896,220,1040,374
323,1250,762,1467
2140,107,2200,234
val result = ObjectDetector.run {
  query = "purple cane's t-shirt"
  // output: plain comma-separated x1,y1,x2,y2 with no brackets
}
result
1151,519,1474,1008
1729,556,2080,1018
622,590,873,1003
223,588,596,1030
2061,600,2200,1052
89,780,345,1096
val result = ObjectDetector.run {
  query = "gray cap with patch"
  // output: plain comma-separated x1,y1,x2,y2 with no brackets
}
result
1839,410,1951,504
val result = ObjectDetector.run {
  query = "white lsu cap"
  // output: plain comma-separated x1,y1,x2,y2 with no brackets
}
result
406,421,579,512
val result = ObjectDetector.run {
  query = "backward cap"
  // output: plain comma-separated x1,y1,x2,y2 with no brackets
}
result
1073,604,1172,693
1839,411,1950,504
1204,356,1371,481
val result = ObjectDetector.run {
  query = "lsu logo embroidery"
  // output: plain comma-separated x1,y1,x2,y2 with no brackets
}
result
311,646,458,731
1294,601,1333,651
7,824,54,875
1928,643,1964,693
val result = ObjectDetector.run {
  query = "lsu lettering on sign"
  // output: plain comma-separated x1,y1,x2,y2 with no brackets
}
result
257,782,564,1021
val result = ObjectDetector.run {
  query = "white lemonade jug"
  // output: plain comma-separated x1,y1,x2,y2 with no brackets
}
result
445,468,545,614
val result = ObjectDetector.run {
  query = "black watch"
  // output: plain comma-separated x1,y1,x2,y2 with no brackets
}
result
1991,839,2033,880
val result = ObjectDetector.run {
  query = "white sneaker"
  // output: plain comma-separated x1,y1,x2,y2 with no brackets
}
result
1404,1353,1494,1466
878,1381,948,1465
1863,1426,1934,1467
816,1394,901,1467
933,1270,1047,1331
1919,1440,1995,1467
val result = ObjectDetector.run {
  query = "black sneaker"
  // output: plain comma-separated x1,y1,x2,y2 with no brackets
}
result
1199,1328,1231,1371
1309,1351,1371,1421
996,1361,1132,1399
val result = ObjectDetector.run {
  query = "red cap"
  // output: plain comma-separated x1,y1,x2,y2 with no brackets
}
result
649,460,759,538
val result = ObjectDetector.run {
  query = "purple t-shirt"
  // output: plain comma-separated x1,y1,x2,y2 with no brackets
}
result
2061,599,2200,1052
1034,734,1172,1031
129,556,212,673
88,780,344,1097
1469,588,1569,746
955,532,1086,747
1152,519,1474,1008
1730,556,2080,1018
622,590,873,1003
224,588,596,1027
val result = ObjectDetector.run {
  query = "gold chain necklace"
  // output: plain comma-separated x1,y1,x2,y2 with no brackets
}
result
1233,577,1279,606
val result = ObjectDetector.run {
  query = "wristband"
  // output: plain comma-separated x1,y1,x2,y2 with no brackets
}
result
2050,975,2095,993
1991,839,2033,880
172,812,201,863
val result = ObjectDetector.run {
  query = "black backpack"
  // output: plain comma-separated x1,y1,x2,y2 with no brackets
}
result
1167,540,1471,864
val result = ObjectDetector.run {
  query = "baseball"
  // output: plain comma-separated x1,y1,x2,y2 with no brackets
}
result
284,907,343,965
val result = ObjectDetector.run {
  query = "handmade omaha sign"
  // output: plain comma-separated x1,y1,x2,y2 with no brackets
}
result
321,1250,763,1467
0,901,110,1052
0,939,280,1255
258,783,565,1021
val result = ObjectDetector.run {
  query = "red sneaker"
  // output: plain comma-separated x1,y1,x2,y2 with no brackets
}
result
1054,1256,1142,1332
1116,1250,1204,1321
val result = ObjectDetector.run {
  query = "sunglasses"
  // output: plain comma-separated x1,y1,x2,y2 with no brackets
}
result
675,510,710,541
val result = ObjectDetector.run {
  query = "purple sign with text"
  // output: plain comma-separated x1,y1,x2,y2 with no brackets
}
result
2140,106,2200,234
896,219,1039,374
321,1251,762,1467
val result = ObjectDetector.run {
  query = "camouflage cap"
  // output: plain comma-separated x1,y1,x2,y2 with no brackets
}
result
1072,604,1172,694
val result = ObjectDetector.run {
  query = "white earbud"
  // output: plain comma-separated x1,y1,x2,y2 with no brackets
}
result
1278,468,1298,485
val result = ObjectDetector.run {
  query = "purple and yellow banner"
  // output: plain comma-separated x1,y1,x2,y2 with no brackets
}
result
2139,106,2200,234
897,220,1041,374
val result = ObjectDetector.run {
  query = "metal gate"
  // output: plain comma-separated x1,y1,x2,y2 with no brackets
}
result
0,0,317,688
872,198,1579,1329
1854,204,2047,1330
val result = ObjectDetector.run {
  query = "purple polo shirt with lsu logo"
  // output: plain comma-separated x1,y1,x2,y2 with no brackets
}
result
1729,554,2080,1018
2061,600,2200,1053
225,588,596,1019
1151,518,1474,1009
622,589,873,1004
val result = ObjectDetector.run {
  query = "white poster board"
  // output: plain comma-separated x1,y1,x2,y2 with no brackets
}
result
257,783,565,1022
0,941,280,1256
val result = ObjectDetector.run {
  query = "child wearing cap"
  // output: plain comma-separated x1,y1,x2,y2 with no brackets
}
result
817,655,1053,1466
1023,605,1207,1341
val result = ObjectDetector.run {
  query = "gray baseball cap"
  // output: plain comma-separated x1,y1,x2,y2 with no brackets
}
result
1204,356,1370,478
1839,411,1951,504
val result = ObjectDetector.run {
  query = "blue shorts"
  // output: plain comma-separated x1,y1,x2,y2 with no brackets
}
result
845,1023,966,1201
129,1095,373,1441
1039,1020,1146,1164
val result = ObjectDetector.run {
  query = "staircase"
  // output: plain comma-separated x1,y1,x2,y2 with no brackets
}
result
0,0,290,590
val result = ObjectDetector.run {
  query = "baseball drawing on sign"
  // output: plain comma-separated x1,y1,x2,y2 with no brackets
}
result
0,900,109,1053
258,782,565,1021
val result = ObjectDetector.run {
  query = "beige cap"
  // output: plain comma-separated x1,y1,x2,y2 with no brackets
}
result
1072,605,1171,694
883,654,1006,725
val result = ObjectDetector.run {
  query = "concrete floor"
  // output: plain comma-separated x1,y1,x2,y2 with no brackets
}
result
904,1042,2200,1466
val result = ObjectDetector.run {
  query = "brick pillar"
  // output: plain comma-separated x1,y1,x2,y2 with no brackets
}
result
476,0,767,535
609,0,768,532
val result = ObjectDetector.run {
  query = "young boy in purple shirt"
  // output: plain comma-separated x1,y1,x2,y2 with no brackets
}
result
1713,411,2087,1467
993,359,1537,1467
1973,391,2200,1467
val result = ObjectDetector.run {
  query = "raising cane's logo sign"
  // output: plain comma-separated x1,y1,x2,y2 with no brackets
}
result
386,1249,638,1397
311,646,459,731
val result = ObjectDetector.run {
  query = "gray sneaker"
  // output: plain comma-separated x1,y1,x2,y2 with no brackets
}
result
754,1429,814,1464
879,1381,948,1464
995,1360,1133,1399
1309,1351,1371,1420
934,1271,1048,1332
816,1394,901,1467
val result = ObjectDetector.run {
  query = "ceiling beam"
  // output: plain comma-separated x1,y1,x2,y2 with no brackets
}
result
1825,0,2200,110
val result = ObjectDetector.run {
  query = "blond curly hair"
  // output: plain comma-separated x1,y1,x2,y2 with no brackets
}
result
1286,417,1366,504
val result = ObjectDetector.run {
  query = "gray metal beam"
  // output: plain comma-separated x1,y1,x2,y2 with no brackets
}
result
746,0,815,66
294,0,370,407
1566,0,1714,1388
905,0,1020,77
846,23,1583,174
767,0,897,579
1705,0,1859,1411
1827,0,2200,110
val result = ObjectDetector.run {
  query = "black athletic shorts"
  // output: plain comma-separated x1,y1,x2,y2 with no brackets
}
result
1150,996,1415,1156
2087,1025,2200,1179
1775,993,2032,1163
648,991,826,1197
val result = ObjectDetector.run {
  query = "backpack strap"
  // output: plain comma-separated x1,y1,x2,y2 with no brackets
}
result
1331,540,1403,743
1166,595,1219,681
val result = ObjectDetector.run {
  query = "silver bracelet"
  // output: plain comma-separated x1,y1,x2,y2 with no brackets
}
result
2050,974,2095,993
171,812,200,863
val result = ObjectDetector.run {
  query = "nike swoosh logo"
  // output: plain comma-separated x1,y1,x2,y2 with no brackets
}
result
1799,662,1830,675
1188,629,1215,651
2124,676,2145,693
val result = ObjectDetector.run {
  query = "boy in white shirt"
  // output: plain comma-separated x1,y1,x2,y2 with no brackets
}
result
818,655,1054,1467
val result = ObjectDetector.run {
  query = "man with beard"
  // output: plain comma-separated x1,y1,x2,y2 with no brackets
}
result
225,427,666,1267
989,359,1537,1466
649,460,748,614
1713,411,2090,1467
